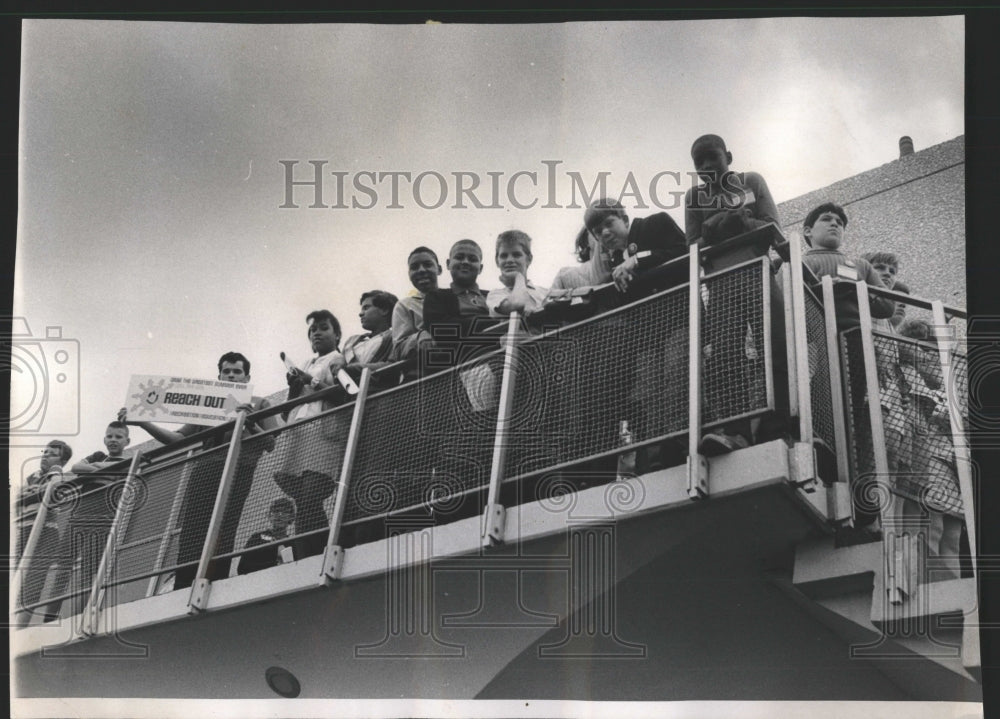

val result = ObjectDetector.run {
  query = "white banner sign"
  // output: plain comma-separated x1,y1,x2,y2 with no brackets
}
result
125,374,254,426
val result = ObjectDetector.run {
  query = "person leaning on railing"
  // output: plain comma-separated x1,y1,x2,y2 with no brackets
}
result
800,202,895,535
120,351,279,589
486,230,550,322
894,318,965,580
15,440,73,561
421,238,502,392
341,290,399,387
549,226,613,291
684,134,783,456
15,440,73,621
583,198,690,472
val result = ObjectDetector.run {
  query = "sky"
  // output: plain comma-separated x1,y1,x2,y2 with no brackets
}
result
10,16,964,482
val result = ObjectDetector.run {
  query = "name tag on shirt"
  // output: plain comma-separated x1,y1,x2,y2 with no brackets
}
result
837,263,859,280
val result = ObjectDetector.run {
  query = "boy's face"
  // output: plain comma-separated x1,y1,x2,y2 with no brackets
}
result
691,142,732,186
359,298,389,332
218,360,249,383
870,261,898,290
104,427,130,456
447,243,483,287
270,507,295,533
407,251,441,293
589,213,630,253
804,211,845,250
496,242,530,282
308,319,339,355
40,443,63,472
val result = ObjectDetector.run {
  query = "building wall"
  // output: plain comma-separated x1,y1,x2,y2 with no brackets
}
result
777,136,965,309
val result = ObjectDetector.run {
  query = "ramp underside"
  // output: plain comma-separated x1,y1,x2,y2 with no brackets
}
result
13,483,980,701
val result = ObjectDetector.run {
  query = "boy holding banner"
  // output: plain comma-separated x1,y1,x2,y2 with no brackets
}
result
120,351,279,590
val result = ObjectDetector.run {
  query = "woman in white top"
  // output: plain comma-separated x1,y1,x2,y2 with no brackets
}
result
549,226,613,291
275,310,348,556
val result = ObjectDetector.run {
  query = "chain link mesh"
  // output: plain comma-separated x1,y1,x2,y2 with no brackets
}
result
101,458,188,605
344,351,501,526
505,287,690,480
17,481,119,617
841,324,969,527
804,289,836,451
702,262,770,424
221,404,353,572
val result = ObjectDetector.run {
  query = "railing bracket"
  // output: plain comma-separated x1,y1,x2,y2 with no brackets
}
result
686,454,709,499
482,503,506,545
789,442,817,492
320,545,345,585
187,578,212,614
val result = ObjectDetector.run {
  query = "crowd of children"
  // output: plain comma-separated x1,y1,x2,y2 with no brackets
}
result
16,133,966,603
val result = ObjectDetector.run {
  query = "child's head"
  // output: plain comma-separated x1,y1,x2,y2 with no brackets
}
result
897,318,943,386
803,202,848,249
584,199,630,253
495,230,533,286
305,310,342,355
268,497,296,533
862,251,900,290
41,439,72,471
447,239,484,288
690,134,732,186
359,290,398,333
407,246,442,293
104,421,131,457
217,352,251,383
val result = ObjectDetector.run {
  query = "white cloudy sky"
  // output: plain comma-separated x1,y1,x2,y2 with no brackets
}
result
11,16,963,475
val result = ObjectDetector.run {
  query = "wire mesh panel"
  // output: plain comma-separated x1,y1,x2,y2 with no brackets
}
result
15,492,70,617
505,287,690,481
702,261,770,425
804,289,836,451
887,333,965,518
840,326,969,527
220,403,354,574
152,444,231,591
103,458,188,605
345,352,502,525
18,481,122,618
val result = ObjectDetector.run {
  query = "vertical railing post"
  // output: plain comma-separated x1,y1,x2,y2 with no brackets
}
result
821,277,853,485
821,277,855,523
855,281,901,604
81,452,144,636
781,262,800,422
930,303,976,565
687,244,708,498
761,257,775,411
482,314,521,544
321,368,373,584
187,413,246,613
787,231,814,447
930,303,981,675
11,477,60,623
145,449,196,597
